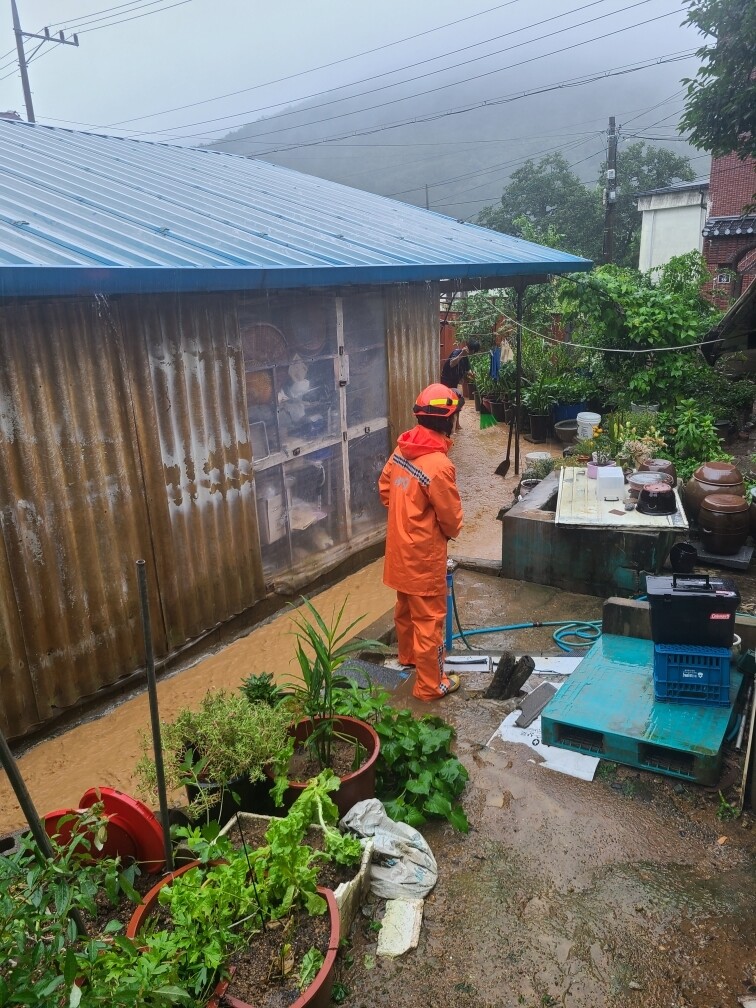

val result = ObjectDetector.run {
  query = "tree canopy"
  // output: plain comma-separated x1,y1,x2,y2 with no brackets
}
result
476,144,694,267
679,0,756,160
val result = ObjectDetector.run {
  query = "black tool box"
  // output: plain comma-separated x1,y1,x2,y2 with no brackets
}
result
645,574,739,647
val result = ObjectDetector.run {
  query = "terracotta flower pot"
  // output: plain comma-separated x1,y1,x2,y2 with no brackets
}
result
127,864,340,1008
269,716,380,819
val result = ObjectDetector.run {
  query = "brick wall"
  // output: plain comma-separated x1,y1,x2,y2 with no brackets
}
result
709,154,756,216
703,154,756,305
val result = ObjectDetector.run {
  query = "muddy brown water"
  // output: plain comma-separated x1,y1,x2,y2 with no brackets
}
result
2,411,755,1007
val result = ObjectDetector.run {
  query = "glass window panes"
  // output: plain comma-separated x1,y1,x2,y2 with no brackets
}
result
348,428,390,533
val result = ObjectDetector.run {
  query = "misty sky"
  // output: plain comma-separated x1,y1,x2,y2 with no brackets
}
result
0,0,705,147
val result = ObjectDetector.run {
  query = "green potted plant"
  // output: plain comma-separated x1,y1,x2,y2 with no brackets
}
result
126,772,358,1008
136,689,293,824
271,599,383,818
521,374,556,442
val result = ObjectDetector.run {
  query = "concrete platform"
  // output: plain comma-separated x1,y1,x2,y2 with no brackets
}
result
499,473,681,598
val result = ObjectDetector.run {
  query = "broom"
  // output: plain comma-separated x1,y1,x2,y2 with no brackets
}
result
479,399,497,430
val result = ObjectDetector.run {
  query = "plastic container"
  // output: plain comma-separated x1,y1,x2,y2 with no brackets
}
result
576,411,601,439
595,465,625,498
652,643,731,706
525,451,552,466
645,574,739,648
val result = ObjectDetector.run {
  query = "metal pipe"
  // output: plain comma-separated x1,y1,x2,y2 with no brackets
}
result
0,725,88,936
136,559,174,873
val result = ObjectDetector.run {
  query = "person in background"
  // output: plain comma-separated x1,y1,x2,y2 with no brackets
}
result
378,384,464,701
440,338,481,432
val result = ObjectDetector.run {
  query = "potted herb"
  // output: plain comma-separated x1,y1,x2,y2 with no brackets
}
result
136,689,292,824
271,599,383,817
127,772,357,1008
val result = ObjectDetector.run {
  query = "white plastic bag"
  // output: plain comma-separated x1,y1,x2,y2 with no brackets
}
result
340,799,438,899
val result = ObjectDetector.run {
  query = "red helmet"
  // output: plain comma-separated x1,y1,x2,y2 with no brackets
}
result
413,383,460,419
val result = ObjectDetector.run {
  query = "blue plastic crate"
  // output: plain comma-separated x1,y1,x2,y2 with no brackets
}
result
653,643,731,706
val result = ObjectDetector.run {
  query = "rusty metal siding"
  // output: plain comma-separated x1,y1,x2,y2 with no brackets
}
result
118,293,265,649
0,298,159,737
385,283,438,444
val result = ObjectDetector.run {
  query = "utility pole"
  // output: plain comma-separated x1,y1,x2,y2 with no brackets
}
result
425,184,430,210
10,0,79,124
602,116,618,264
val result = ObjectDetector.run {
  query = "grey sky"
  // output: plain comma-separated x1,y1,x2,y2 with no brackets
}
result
0,0,703,147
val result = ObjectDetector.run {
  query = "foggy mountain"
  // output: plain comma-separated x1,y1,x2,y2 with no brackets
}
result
207,45,704,222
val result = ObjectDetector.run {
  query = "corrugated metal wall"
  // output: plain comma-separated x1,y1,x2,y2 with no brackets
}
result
0,283,429,741
0,298,159,736
118,294,265,648
385,283,438,443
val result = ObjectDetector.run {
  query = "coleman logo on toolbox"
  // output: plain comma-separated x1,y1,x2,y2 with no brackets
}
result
710,613,730,620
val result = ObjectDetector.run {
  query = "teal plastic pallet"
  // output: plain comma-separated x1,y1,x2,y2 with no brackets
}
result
541,635,743,786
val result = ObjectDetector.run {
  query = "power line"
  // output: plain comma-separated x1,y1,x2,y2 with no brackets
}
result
105,0,531,128
248,51,696,158
126,0,673,142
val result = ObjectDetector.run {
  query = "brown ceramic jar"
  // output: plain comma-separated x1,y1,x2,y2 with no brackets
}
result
639,458,677,483
698,493,750,556
683,461,745,524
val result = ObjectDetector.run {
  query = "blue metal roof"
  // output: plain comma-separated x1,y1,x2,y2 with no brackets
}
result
0,120,591,297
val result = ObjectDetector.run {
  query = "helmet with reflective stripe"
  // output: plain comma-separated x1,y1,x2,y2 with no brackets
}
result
413,383,460,419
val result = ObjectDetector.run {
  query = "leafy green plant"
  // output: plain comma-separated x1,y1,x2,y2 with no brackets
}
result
297,948,324,991
716,791,740,821
661,399,732,482
0,806,177,1008
240,671,288,708
522,373,557,415
284,597,385,771
135,688,292,820
334,684,469,831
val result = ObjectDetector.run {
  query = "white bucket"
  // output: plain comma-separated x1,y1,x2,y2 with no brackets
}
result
525,451,552,465
576,411,601,439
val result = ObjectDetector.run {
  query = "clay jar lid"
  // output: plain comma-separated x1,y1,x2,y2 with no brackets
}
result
700,493,749,514
693,461,743,485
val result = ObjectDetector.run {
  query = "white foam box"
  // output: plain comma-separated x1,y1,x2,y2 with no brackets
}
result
596,465,625,499
256,493,287,545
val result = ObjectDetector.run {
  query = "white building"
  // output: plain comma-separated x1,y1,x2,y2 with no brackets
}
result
636,177,709,272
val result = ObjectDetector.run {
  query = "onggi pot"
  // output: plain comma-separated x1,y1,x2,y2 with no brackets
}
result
683,461,744,524
698,493,750,556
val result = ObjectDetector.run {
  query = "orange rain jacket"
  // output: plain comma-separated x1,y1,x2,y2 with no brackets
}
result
378,425,463,597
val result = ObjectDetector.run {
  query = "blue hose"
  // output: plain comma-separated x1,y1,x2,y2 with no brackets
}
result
450,620,602,653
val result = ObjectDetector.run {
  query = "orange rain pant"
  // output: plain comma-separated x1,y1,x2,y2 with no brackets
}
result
394,590,453,701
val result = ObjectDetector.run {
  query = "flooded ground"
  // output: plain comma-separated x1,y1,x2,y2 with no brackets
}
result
2,407,755,1007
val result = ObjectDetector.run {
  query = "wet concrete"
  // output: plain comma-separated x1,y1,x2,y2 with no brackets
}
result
341,628,756,1008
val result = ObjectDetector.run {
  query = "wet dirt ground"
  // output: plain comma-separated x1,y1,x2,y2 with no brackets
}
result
2,408,755,1007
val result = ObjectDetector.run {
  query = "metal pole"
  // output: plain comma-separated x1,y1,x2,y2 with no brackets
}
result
10,0,35,122
602,116,617,264
0,726,88,936
136,559,174,872
514,282,525,476
445,562,455,651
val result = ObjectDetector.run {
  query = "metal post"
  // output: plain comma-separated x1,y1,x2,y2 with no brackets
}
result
136,559,174,873
603,116,617,264
514,281,525,476
0,726,88,936
445,562,455,651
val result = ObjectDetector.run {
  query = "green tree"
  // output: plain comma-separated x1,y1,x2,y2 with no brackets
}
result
679,0,756,161
476,153,603,261
477,145,694,268
599,142,695,267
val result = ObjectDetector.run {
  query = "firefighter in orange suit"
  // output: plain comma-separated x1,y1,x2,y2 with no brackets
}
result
378,384,464,700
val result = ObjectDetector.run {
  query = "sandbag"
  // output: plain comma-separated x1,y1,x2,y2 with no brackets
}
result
340,798,438,899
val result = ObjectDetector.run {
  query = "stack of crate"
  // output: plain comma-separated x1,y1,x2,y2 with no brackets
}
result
645,574,739,707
